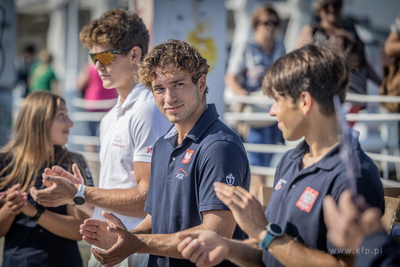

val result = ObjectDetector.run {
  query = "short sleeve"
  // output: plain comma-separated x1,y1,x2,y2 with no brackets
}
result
226,42,247,76
143,140,163,216
131,102,170,163
197,141,250,213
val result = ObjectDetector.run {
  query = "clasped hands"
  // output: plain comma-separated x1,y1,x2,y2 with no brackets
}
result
80,211,141,267
177,182,268,267
30,163,84,206
0,184,37,218
0,183,28,215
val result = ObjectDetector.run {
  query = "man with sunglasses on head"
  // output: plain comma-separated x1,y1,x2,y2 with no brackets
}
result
225,5,285,200
30,8,170,267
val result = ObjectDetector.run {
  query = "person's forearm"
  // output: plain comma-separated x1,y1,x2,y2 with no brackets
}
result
130,214,152,235
0,205,16,237
85,187,147,217
225,238,263,267
135,216,235,258
75,203,94,217
225,74,248,95
23,205,84,241
135,233,183,258
268,234,353,267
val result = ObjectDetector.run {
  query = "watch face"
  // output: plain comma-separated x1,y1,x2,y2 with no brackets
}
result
74,197,85,205
269,223,283,236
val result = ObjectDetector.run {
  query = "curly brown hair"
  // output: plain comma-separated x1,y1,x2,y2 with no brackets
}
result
139,39,209,93
79,8,149,60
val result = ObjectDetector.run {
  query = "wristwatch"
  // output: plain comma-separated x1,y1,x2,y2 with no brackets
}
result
31,202,45,222
259,223,284,250
73,184,86,205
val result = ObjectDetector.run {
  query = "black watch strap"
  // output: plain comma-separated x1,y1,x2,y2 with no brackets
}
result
31,202,45,222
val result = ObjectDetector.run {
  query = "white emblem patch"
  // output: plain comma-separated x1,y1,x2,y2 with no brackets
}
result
226,173,235,185
274,178,287,190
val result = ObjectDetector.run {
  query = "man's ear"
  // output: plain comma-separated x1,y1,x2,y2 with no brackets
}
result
198,74,207,94
130,46,142,64
298,91,313,114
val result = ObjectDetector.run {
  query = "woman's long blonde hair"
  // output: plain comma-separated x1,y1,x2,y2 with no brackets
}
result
0,91,88,192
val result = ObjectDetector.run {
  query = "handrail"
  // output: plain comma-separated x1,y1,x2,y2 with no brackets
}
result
226,93,400,107
244,143,400,164
69,135,100,146
67,93,400,179
71,97,117,109
70,111,107,122
224,112,400,122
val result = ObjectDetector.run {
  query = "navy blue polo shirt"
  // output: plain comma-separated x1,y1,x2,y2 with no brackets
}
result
262,139,384,267
144,104,251,267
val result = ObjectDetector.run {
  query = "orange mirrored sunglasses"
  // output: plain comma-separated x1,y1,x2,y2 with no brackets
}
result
89,47,132,66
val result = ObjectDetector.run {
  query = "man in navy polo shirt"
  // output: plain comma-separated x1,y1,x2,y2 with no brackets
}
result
80,39,250,267
176,43,384,267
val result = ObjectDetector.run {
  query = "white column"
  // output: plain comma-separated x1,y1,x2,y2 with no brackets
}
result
0,0,17,88
46,0,67,93
283,0,313,52
63,0,80,93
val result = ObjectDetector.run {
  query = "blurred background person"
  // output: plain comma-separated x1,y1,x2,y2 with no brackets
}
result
28,49,59,95
0,91,93,267
381,11,400,113
381,11,400,176
15,44,36,98
225,5,285,199
384,11,400,58
296,0,381,122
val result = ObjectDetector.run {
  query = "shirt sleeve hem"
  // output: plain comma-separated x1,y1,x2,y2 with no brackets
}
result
199,203,230,213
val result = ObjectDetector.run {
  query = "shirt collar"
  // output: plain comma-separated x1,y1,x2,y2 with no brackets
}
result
185,104,219,142
163,104,220,143
289,129,360,172
115,83,145,114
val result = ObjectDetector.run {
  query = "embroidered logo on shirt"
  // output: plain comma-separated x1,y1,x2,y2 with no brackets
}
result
111,131,126,148
147,148,153,154
295,186,319,213
182,149,194,164
226,173,235,185
175,168,187,179
274,178,287,190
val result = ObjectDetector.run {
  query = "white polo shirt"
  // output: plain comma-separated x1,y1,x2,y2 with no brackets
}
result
93,84,171,230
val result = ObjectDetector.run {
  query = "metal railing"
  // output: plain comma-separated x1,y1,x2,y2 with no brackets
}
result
224,92,400,180
10,93,400,182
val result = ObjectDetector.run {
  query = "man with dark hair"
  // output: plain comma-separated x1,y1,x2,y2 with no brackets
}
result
80,39,250,267
177,43,384,267
30,8,170,267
